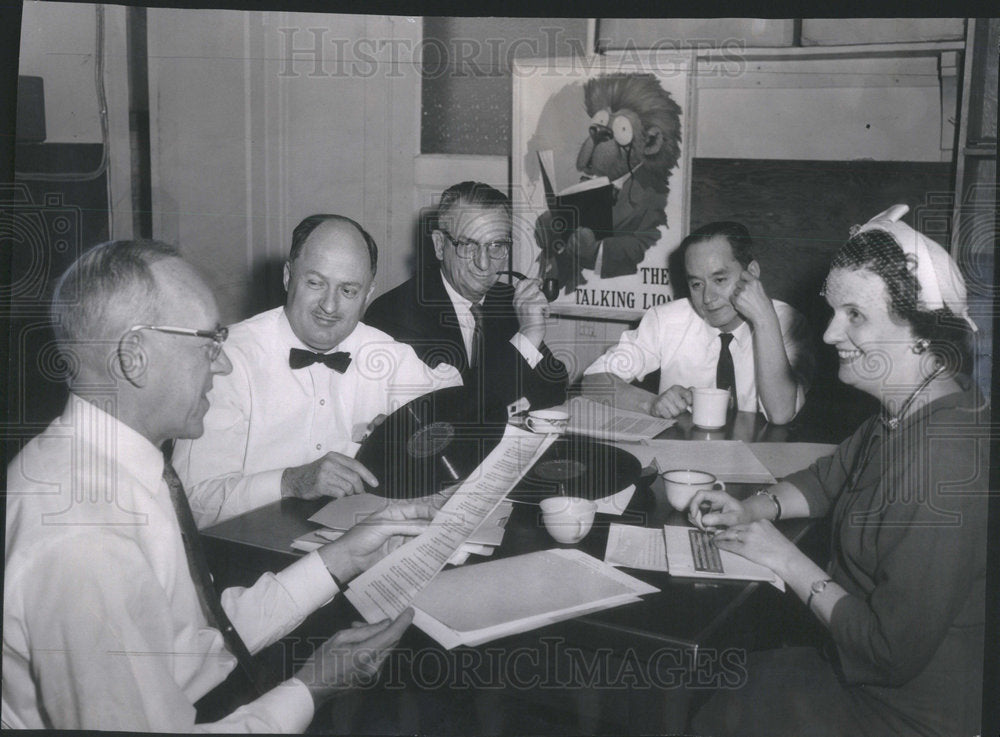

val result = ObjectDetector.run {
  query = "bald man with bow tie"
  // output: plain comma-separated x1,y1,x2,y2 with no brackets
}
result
173,214,461,527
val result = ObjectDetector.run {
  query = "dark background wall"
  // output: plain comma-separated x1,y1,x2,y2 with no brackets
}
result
421,17,590,156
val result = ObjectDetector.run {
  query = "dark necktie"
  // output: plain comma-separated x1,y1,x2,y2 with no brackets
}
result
468,303,484,368
288,348,351,372
716,333,736,405
161,455,270,697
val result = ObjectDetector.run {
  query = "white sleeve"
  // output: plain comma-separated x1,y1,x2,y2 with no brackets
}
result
18,535,317,732
221,551,339,654
509,332,544,368
583,308,664,382
173,357,283,528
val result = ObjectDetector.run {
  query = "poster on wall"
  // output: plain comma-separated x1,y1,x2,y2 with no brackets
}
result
512,52,694,319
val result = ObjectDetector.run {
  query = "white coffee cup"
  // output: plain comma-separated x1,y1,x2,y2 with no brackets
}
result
539,496,596,544
526,409,569,435
691,387,731,429
661,469,726,511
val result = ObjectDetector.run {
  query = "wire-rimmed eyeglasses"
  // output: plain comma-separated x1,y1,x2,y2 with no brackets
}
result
125,324,229,361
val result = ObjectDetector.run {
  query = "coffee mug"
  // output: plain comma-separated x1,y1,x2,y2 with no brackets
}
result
539,496,596,544
526,409,569,435
661,469,726,511
691,387,731,429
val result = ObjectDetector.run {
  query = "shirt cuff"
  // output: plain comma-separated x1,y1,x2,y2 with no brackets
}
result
254,678,316,732
274,551,341,613
510,332,544,368
252,468,288,507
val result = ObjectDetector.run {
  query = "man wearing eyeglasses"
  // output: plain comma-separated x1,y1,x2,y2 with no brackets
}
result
173,215,461,527
366,181,568,422
4,240,433,731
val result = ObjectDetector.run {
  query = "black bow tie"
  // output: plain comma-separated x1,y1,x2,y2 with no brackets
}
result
289,348,352,373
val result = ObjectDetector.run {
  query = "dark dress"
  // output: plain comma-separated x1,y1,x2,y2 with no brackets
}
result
694,385,988,737
365,268,568,423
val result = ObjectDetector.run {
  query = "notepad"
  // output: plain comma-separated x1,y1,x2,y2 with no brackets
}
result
411,549,659,648
604,524,669,572
663,525,784,591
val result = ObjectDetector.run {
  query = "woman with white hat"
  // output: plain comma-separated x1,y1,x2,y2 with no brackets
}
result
689,205,986,737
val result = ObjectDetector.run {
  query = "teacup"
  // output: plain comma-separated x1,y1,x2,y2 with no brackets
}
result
691,388,731,429
526,409,569,435
661,469,726,511
539,496,596,544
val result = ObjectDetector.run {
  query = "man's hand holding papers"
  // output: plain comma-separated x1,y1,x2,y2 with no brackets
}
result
346,425,558,622
317,499,442,584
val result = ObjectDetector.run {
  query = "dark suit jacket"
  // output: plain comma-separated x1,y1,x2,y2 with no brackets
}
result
365,268,568,423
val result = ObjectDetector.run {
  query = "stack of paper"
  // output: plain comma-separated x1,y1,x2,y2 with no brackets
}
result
603,523,785,591
292,493,514,565
412,548,659,648
747,442,837,479
565,396,675,442
632,440,777,484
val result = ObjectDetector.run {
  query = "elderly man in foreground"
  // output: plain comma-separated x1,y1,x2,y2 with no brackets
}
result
4,240,432,731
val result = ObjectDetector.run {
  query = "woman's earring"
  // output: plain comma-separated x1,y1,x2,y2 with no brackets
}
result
911,338,930,354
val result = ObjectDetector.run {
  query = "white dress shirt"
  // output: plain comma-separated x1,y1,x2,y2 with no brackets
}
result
3,395,339,731
584,297,812,415
173,307,462,527
439,273,543,368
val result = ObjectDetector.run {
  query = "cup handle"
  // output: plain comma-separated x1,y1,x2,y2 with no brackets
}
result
526,417,536,432
713,481,726,493
576,518,586,540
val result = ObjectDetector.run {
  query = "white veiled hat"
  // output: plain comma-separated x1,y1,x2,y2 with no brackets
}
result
853,204,977,332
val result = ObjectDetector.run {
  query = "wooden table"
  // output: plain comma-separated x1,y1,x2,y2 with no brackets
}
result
201,411,832,734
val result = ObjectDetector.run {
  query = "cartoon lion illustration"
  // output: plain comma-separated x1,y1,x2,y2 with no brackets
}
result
535,73,682,293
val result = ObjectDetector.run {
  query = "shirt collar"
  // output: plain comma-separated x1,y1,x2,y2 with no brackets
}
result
439,270,482,313
63,393,165,494
700,312,751,346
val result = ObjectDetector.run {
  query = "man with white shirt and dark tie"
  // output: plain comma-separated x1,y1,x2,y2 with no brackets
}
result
582,221,812,424
3,239,433,731
173,215,461,526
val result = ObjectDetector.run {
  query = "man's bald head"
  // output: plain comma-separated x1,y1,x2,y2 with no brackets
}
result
288,214,378,276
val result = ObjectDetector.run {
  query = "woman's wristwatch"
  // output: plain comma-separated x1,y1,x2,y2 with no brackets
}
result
754,488,782,520
807,578,834,610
